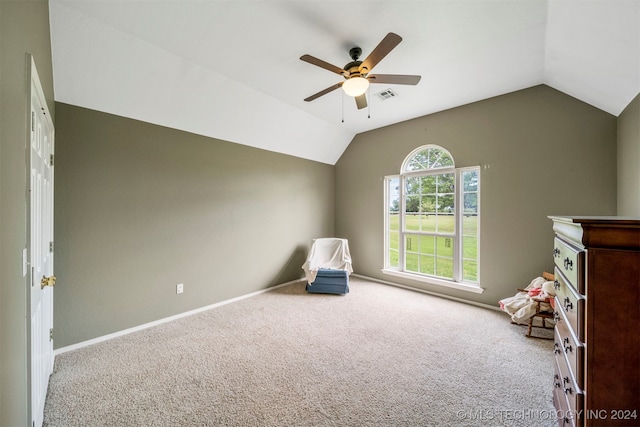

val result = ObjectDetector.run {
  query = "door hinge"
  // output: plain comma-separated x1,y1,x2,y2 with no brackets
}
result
50,154,54,166
49,241,54,253
31,266,35,287
31,111,35,132
49,328,53,341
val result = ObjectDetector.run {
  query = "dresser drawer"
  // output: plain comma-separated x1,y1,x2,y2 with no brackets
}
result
554,327,584,421
553,357,578,427
553,238,585,293
554,305,584,390
553,268,585,342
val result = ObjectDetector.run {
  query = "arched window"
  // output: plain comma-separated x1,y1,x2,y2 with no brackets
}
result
402,145,455,172
384,145,481,292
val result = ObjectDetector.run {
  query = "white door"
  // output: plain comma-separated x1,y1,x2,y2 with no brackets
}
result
29,56,55,427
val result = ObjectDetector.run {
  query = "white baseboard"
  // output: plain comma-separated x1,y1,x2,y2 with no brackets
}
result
55,275,499,356
351,273,501,312
54,278,306,356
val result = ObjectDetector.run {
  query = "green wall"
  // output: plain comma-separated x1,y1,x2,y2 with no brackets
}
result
617,93,640,216
53,103,335,348
0,1,55,426
335,85,618,307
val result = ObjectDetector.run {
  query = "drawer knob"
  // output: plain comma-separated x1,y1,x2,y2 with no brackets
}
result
563,257,574,270
564,297,573,311
553,248,560,257
565,344,573,354
564,386,573,395
563,376,570,385
554,280,561,290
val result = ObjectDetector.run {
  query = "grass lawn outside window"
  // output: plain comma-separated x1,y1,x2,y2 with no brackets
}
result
384,145,481,293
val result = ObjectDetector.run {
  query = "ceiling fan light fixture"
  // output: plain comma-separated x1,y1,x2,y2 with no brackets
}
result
342,77,369,97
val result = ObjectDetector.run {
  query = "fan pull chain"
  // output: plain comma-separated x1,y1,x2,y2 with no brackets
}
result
341,91,345,123
367,86,371,119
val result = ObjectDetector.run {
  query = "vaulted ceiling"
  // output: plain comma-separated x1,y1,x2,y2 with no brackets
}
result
49,0,639,165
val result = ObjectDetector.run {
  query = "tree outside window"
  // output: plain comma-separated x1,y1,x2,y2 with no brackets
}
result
384,145,480,285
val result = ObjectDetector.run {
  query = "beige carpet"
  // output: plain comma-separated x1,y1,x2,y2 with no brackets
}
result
43,277,556,426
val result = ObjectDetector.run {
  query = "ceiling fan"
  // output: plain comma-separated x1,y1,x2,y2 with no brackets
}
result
300,32,421,110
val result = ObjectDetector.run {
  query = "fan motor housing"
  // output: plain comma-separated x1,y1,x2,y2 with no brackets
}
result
344,60,363,77
344,47,366,78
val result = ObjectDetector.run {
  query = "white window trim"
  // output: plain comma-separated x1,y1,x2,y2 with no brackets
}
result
381,268,484,294
383,174,399,270
458,165,481,286
383,146,482,294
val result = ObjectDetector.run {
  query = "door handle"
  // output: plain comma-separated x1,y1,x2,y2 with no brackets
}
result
41,275,56,289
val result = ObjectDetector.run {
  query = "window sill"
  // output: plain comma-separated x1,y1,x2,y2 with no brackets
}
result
381,269,484,294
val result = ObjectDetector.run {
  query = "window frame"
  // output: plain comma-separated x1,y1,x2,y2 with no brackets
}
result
383,145,482,294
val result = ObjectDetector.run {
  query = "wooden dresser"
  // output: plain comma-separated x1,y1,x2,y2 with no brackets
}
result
549,216,640,427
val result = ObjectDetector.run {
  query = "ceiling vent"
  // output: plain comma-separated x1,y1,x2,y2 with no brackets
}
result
375,88,398,101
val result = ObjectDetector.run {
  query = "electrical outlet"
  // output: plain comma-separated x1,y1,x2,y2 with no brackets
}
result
176,283,184,294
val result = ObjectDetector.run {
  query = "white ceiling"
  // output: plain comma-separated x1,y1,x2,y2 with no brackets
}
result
49,0,640,165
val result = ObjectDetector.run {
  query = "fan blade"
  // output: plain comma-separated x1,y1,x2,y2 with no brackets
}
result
300,54,347,76
355,94,367,110
359,32,402,74
367,74,421,85
304,82,343,102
